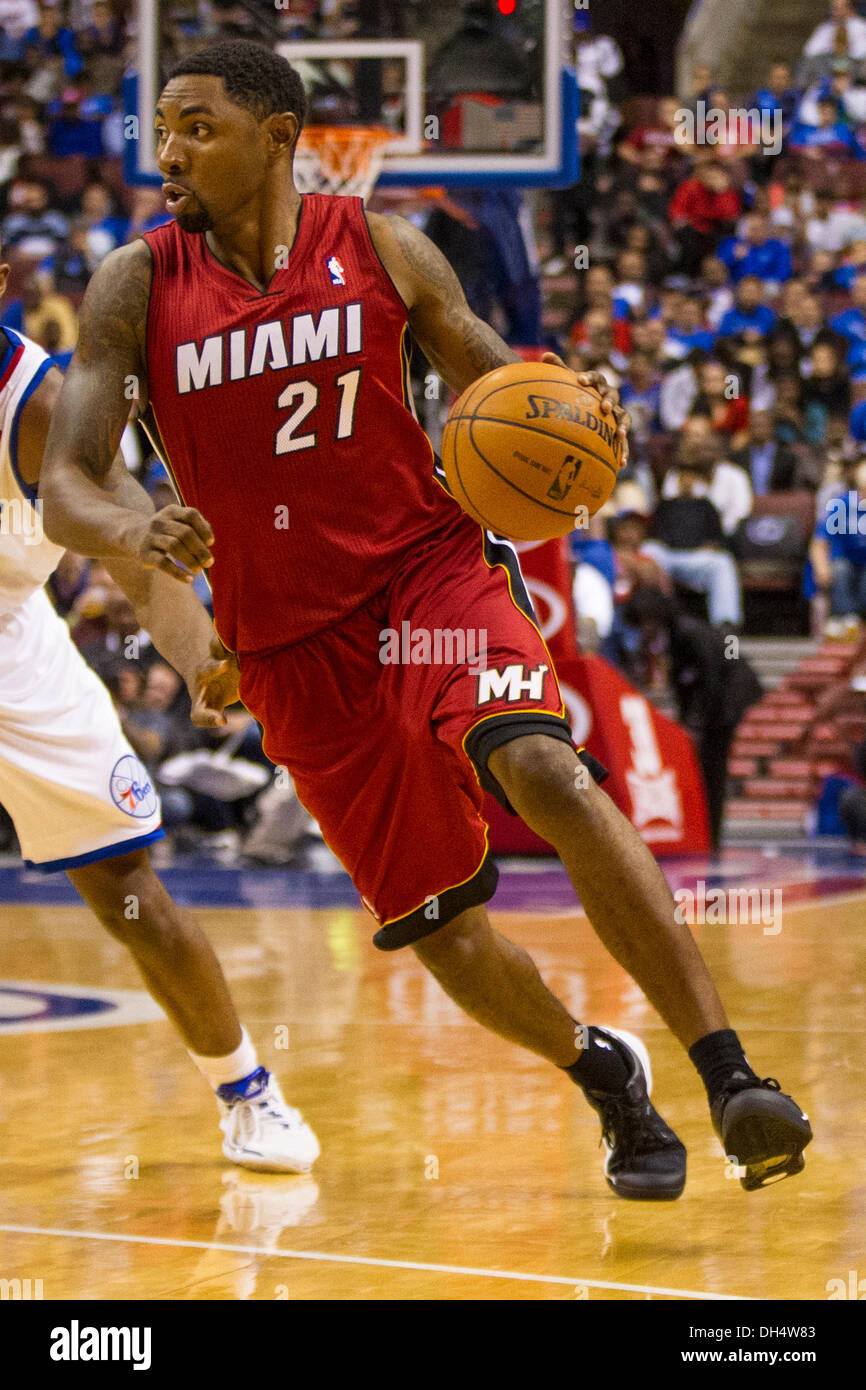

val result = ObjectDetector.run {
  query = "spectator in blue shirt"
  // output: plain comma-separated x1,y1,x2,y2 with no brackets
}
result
811,461,866,617
718,214,793,287
37,215,116,295
125,186,174,241
619,349,662,456
830,272,866,345
833,246,866,291
846,338,866,379
23,3,83,79
46,87,112,159
750,61,800,134
717,275,778,339
663,292,717,359
81,181,128,249
789,98,866,161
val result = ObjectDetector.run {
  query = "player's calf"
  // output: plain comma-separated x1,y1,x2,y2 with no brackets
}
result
70,848,240,1056
412,909,686,1199
485,735,812,1190
68,848,319,1173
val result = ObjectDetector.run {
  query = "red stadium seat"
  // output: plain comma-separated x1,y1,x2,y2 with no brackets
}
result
734,491,815,634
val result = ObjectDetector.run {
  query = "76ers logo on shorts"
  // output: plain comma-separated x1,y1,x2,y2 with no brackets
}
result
110,755,158,819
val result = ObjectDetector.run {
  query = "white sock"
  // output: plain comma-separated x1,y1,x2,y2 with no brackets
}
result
189,1026,261,1091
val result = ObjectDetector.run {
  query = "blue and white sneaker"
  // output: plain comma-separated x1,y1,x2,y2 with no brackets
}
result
217,1068,320,1174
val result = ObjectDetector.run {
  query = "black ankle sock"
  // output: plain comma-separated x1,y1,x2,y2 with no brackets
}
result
689,1029,758,1104
561,1026,631,1093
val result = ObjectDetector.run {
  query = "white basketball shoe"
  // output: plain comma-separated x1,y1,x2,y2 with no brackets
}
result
217,1068,320,1174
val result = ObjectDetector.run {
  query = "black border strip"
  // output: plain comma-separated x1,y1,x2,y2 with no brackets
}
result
465,713,610,816
480,529,536,623
372,852,499,951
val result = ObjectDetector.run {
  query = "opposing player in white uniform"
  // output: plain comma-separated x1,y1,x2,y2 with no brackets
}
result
0,257,318,1173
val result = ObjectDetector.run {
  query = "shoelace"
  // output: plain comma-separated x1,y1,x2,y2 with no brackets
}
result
249,1092,305,1131
719,1075,782,1101
595,1093,678,1159
225,1085,305,1133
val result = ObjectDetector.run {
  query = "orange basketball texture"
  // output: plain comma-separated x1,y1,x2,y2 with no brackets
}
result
441,362,623,541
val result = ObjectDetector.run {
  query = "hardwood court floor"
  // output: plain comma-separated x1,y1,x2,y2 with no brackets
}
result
0,854,863,1301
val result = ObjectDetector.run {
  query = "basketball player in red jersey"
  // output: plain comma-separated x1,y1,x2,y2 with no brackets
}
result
41,41,811,1198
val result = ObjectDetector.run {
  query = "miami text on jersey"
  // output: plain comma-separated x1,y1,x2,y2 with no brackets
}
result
175,302,362,393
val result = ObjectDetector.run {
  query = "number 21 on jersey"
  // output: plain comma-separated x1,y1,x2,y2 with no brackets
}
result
275,368,361,454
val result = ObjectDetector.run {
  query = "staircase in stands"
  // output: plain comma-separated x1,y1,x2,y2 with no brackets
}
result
725,636,864,842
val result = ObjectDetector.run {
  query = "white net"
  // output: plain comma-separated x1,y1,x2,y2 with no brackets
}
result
293,126,395,201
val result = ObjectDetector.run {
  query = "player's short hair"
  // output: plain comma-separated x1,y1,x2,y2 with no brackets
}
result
166,40,307,144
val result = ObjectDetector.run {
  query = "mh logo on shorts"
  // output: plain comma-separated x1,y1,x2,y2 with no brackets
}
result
473,663,548,706
109,755,158,819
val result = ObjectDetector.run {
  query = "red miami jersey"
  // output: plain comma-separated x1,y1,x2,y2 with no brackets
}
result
142,193,466,654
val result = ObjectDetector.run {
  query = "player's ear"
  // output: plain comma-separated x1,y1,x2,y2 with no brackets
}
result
267,111,300,160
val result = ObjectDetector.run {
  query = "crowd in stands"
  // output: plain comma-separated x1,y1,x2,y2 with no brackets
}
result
3,0,866,856
535,1,866,669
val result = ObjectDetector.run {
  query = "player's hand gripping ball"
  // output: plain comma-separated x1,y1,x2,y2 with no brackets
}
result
441,359,629,542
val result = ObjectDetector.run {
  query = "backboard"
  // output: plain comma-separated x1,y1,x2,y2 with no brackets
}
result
125,0,579,191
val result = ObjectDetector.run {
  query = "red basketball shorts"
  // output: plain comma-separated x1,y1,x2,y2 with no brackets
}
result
238,516,602,950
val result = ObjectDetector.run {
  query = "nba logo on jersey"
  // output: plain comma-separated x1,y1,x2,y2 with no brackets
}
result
109,755,159,819
327,255,346,286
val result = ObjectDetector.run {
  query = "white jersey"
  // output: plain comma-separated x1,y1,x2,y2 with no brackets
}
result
0,587,162,868
0,326,66,614
0,326,163,869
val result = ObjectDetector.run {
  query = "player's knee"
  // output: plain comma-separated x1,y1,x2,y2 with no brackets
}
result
72,854,170,945
489,733,585,826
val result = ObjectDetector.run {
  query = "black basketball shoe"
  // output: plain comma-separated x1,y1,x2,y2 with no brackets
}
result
711,1075,812,1191
583,1028,687,1201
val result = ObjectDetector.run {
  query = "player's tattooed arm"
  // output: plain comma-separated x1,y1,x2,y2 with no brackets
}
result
40,239,152,558
40,240,215,581
367,212,521,393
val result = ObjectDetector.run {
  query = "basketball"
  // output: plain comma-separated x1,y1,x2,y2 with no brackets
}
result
441,362,623,542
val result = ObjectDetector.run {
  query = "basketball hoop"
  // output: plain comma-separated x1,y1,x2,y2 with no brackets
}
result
293,126,395,201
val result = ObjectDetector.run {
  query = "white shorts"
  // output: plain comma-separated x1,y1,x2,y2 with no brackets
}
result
0,588,163,871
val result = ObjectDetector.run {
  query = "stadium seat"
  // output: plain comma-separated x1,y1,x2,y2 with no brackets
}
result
732,492,815,634
19,154,92,201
